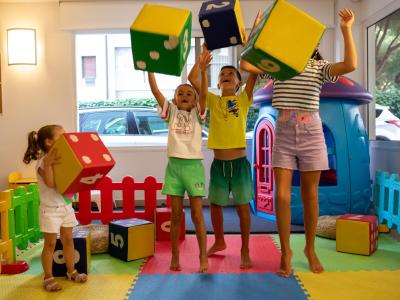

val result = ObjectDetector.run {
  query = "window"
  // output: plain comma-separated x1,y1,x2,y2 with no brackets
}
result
134,111,168,136
82,56,96,84
76,33,239,103
75,33,257,143
80,113,104,132
103,114,128,135
367,9,400,141
80,111,128,135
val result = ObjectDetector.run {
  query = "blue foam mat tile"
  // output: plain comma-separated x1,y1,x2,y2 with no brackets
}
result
128,273,308,300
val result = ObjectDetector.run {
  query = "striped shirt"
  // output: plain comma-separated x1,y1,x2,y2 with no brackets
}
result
263,59,338,111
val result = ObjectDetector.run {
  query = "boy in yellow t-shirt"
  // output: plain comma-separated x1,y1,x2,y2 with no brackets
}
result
189,47,258,268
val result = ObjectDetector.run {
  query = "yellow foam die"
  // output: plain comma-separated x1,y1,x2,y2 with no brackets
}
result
127,223,155,261
336,219,372,255
234,0,246,43
131,4,190,37
255,0,325,73
53,135,82,194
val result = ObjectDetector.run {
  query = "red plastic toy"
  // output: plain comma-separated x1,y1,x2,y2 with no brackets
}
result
1,260,29,274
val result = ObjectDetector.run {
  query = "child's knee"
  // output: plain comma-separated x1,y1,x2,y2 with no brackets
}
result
276,192,291,204
171,210,182,224
44,238,57,249
190,210,203,224
60,236,74,247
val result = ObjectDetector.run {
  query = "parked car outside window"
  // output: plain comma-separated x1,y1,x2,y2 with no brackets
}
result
375,104,400,141
79,106,209,146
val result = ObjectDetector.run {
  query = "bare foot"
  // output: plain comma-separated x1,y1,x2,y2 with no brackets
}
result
170,253,181,271
278,250,293,277
207,241,227,256
304,248,324,273
240,249,252,269
199,254,208,273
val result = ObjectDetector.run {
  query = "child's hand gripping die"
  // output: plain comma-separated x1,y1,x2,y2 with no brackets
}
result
241,0,326,80
130,4,192,76
199,0,246,50
52,132,115,194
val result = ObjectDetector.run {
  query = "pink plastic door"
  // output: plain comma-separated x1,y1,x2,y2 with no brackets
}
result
255,119,275,215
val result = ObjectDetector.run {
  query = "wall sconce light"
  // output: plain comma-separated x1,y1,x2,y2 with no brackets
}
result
7,28,37,65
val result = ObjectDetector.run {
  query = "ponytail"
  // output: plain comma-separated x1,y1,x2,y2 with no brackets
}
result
23,131,40,164
23,124,62,164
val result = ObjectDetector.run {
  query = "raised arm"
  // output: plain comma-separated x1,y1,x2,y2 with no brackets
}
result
38,148,60,188
241,10,262,98
240,60,264,75
244,73,258,99
148,72,166,107
188,57,202,94
330,9,357,76
188,44,211,94
198,49,212,114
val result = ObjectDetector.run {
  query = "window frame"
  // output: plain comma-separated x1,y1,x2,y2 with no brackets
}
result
364,2,400,141
75,30,240,146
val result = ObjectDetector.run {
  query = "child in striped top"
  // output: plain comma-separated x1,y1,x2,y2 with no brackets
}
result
241,8,357,277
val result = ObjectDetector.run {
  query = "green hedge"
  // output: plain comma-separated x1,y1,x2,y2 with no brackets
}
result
376,87,400,118
79,98,158,109
79,99,260,132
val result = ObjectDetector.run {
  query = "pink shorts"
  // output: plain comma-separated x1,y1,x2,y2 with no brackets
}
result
272,116,329,171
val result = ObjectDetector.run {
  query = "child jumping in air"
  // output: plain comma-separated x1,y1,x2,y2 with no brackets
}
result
241,8,357,276
147,50,211,272
189,46,258,269
23,125,87,291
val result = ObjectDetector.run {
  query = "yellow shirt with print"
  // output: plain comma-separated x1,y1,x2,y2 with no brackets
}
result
207,90,253,149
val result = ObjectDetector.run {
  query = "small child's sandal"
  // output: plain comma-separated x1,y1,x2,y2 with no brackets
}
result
43,277,62,292
66,269,87,283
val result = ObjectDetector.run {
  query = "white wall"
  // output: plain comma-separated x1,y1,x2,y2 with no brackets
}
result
0,3,75,190
0,0,383,190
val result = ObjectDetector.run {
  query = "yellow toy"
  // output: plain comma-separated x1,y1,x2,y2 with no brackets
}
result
52,229,91,276
109,218,154,261
336,214,379,255
130,4,192,76
0,190,13,273
52,132,115,194
241,0,325,80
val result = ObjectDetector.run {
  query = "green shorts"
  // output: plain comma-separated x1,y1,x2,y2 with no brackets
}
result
208,157,254,206
162,158,206,197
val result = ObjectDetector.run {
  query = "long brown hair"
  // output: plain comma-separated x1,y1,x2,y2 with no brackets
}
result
23,125,62,164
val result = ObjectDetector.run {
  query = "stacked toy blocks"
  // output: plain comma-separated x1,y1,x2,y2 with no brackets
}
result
155,207,185,241
336,214,379,255
199,0,245,50
53,132,115,194
109,218,154,261
52,228,91,276
130,4,192,76
241,0,325,80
